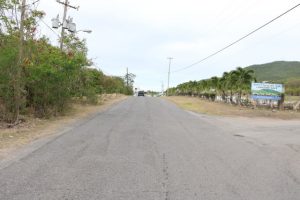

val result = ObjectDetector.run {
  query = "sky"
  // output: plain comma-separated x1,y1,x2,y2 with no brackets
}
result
36,0,300,91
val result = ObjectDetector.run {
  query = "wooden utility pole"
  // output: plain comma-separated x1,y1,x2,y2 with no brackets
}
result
166,57,173,96
60,0,68,50
56,0,79,50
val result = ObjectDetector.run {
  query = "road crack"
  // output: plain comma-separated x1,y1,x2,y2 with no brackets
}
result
162,153,170,200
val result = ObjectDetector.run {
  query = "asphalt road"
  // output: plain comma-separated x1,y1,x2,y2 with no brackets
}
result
0,97,300,200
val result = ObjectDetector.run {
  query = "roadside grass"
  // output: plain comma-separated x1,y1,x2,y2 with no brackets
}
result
0,94,127,158
165,96,300,120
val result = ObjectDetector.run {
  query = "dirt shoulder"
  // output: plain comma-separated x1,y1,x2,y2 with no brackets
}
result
0,94,127,159
165,96,300,120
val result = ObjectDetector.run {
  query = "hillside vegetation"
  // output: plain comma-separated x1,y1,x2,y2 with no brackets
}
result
245,61,300,82
245,61,300,95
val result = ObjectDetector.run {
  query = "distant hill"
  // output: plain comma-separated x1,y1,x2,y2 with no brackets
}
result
245,61,300,83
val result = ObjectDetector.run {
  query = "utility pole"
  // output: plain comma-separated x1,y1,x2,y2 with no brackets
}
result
167,57,173,96
56,0,79,50
126,67,129,87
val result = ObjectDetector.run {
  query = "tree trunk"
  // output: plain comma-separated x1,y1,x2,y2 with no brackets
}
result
238,90,242,106
230,90,233,104
13,0,26,123
278,94,285,110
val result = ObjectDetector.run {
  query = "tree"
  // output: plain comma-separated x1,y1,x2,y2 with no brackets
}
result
0,1,139,122
124,72,136,95
232,67,255,105
0,0,44,122
170,66,256,105
219,72,230,102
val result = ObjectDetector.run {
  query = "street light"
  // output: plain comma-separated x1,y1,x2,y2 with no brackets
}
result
76,29,92,34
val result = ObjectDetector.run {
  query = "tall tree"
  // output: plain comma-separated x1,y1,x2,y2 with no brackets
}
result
233,67,255,105
124,72,136,95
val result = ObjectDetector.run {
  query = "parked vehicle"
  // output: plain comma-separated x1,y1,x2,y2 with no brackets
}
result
138,91,145,96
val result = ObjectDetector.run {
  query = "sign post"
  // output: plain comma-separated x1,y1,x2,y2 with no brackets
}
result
251,83,285,109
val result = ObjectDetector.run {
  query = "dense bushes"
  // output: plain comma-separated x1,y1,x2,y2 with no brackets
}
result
0,34,133,121
285,79,300,96
0,34,22,121
0,1,134,122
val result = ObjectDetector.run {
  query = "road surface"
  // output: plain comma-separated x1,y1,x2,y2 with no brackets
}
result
1,97,300,199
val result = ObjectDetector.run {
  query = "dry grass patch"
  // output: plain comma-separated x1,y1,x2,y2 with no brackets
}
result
165,96,300,120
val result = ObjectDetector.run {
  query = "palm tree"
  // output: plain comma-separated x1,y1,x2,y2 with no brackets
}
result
210,76,219,101
232,67,255,105
220,71,238,104
200,79,210,99
188,81,198,96
219,72,230,102
210,76,219,90
173,67,255,104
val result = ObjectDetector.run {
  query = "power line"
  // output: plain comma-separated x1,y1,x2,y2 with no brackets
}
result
172,3,300,73
40,18,60,37
25,0,40,7
31,0,40,5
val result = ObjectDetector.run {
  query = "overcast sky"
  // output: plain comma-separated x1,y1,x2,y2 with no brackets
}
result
37,0,300,91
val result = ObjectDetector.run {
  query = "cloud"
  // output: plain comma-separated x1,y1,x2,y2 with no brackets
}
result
38,0,300,90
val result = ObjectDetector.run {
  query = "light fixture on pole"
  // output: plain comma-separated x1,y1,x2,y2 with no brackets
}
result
76,29,92,34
